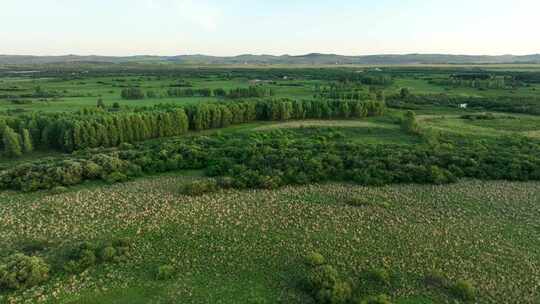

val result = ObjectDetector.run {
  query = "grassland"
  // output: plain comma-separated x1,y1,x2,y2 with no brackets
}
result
0,176,538,304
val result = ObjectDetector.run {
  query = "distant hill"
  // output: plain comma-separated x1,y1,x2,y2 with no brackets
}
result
1,53,540,65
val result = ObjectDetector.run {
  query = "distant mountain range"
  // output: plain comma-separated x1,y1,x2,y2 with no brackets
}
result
1,53,540,65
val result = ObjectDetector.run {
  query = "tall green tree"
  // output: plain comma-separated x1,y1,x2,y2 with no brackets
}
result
21,129,34,153
3,126,22,157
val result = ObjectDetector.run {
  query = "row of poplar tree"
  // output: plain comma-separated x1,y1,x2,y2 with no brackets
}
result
1,98,385,156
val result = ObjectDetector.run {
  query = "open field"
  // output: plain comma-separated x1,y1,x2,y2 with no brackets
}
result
1,176,539,304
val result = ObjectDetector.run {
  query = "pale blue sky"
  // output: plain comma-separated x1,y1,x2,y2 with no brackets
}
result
1,0,539,56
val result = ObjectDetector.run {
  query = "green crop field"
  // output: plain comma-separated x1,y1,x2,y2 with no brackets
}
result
1,64,539,304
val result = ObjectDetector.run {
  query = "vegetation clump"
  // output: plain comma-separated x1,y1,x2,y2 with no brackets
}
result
0,254,50,291
156,265,175,280
450,279,476,302
305,252,326,267
63,239,131,274
179,179,218,196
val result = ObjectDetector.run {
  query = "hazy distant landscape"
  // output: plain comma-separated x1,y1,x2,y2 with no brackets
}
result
2,53,540,65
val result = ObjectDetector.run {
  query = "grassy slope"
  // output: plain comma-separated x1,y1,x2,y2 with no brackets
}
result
0,177,539,304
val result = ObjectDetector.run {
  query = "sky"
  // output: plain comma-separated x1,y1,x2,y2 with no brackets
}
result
1,0,539,56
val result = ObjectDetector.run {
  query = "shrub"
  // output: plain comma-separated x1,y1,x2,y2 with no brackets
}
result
316,281,352,304
157,265,175,280
99,246,117,262
18,238,51,255
179,179,218,196
306,265,339,291
424,270,447,288
0,254,50,290
105,172,128,184
305,252,326,267
63,242,98,273
51,186,68,194
216,176,235,189
357,294,392,304
366,268,390,285
111,238,131,263
82,161,103,179
451,280,475,302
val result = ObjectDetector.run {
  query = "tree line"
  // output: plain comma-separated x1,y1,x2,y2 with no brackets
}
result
1,99,386,156
121,86,275,100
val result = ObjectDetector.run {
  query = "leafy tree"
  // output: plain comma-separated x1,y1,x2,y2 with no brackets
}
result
2,126,22,157
21,128,34,153
97,98,106,109
402,111,419,134
399,88,411,99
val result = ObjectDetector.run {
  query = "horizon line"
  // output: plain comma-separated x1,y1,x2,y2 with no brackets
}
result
2,52,540,58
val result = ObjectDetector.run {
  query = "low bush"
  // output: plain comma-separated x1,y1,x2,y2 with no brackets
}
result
0,254,50,291
179,179,218,196
156,265,175,280
424,270,447,288
315,281,352,304
366,268,390,286
305,252,326,267
356,294,392,304
51,186,68,194
451,279,476,302
105,172,128,184
63,239,131,273
307,265,340,291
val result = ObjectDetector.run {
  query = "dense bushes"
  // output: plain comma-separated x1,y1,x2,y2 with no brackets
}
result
387,93,540,115
302,252,392,304
63,239,131,274
301,252,476,303
429,75,522,89
179,179,218,196
1,126,539,192
0,254,50,291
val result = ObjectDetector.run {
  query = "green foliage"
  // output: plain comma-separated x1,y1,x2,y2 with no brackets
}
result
179,179,218,196
99,246,117,262
366,268,391,286
2,126,22,157
121,87,145,100
450,280,476,302
106,172,128,184
51,186,68,194
305,252,326,267
156,265,175,280
306,265,340,291
357,294,393,304
0,254,50,291
315,281,352,304
2,126,540,192
424,270,447,288
63,239,131,274
21,128,33,153
401,111,419,134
